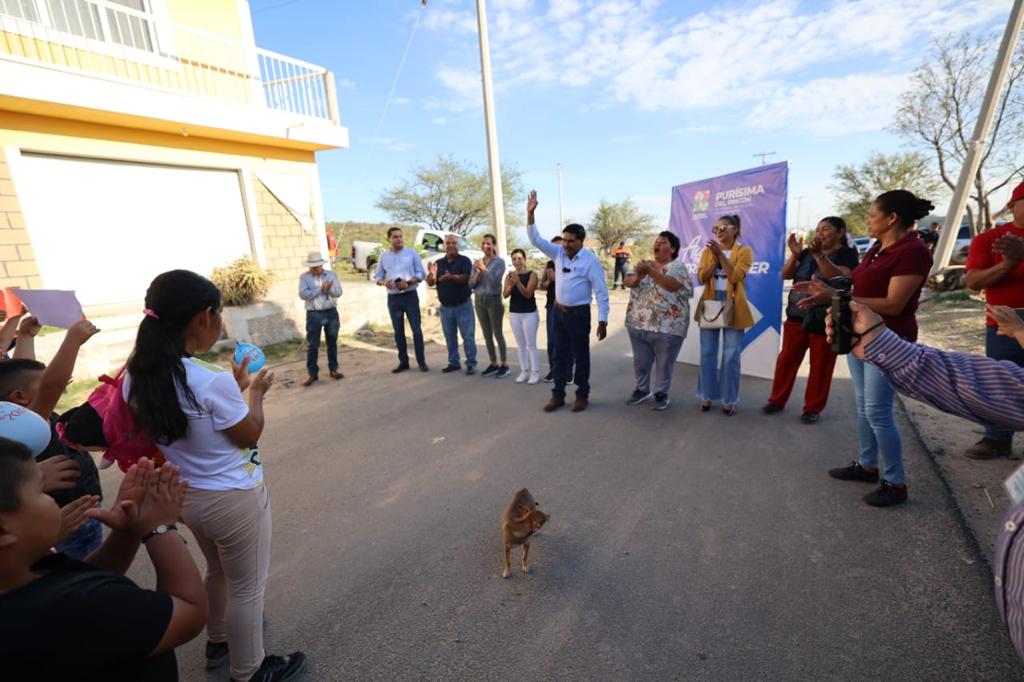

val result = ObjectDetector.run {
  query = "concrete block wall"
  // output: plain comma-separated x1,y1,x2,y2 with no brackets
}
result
0,149,42,289
255,178,320,283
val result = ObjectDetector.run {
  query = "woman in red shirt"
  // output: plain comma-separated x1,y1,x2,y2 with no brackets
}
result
796,190,933,507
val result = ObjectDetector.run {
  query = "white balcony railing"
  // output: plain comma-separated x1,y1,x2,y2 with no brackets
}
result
0,0,339,124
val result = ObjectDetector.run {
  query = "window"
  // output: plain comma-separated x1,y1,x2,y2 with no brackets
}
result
0,0,157,53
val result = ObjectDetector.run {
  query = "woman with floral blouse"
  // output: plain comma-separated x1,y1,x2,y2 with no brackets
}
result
623,231,694,411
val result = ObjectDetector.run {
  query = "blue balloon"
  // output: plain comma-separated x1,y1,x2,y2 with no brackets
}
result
234,343,266,373
0,401,52,455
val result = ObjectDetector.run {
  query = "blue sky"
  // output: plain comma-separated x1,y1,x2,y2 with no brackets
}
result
250,0,1012,238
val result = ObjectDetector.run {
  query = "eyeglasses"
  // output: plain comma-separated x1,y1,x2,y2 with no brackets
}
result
712,225,733,233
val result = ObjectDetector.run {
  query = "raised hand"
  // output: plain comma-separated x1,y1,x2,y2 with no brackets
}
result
527,190,538,215
18,315,41,337
230,353,252,392
39,455,81,492
250,368,275,397
67,319,100,345
788,233,803,257
58,494,99,542
989,304,1024,342
132,462,188,535
86,458,153,532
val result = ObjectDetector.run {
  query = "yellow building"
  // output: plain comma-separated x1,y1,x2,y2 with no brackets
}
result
0,0,347,308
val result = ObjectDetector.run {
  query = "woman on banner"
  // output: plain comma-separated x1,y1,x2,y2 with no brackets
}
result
762,217,859,423
695,214,754,415
795,190,933,507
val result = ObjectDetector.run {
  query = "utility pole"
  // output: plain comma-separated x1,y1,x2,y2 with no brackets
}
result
474,0,508,257
932,0,1024,275
556,162,565,229
753,151,776,166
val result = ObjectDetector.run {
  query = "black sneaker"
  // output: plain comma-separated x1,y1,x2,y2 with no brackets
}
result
543,371,554,383
626,390,653,406
441,365,460,373
232,652,307,682
206,641,229,669
495,365,511,378
828,461,880,483
465,366,476,375
761,403,783,415
567,374,575,385
391,364,410,374
864,481,908,507
652,393,671,411
481,364,499,377
801,412,820,424
419,364,429,372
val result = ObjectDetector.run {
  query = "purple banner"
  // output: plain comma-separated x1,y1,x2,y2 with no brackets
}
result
669,162,788,379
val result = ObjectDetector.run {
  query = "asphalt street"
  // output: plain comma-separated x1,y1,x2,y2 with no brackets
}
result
118,296,1022,681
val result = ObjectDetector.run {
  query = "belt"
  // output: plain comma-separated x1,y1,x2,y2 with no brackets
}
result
555,302,590,313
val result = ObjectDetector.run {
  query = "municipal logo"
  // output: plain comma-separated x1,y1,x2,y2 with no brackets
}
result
693,190,710,213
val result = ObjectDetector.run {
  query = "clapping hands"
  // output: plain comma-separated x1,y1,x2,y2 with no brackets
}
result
994,234,1024,263
787,233,803,257
86,458,189,538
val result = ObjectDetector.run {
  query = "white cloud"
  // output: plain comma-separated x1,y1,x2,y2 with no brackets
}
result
746,73,912,135
336,78,355,89
421,0,1009,131
432,116,448,125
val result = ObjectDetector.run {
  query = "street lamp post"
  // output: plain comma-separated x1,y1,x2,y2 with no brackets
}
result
474,0,508,257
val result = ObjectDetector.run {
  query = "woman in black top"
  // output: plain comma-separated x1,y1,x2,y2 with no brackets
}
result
504,248,541,384
763,216,859,423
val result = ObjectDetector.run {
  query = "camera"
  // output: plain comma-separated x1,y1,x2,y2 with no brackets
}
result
830,276,854,355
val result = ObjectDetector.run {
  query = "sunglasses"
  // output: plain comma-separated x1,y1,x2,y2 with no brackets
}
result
712,225,733,233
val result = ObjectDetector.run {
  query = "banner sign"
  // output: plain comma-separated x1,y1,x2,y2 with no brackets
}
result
669,162,788,379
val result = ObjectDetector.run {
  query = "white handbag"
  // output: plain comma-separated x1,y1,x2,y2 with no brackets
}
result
698,297,733,329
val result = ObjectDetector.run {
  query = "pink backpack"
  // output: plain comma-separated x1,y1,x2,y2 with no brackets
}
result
56,367,162,472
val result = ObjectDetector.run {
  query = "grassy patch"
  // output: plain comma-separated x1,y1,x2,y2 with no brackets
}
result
332,259,370,282
56,377,101,415
195,338,304,367
928,289,981,305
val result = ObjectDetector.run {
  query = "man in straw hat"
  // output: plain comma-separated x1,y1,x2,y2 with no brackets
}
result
298,251,343,386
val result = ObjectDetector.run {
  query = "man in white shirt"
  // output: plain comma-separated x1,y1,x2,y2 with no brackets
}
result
526,191,609,412
374,227,428,373
298,251,343,386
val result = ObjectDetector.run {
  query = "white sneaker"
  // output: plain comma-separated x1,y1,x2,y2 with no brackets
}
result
516,370,530,383
528,371,541,384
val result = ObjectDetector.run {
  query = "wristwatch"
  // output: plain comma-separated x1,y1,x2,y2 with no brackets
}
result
142,524,178,544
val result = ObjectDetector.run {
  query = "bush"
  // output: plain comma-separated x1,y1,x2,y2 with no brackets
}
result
210,257,274,306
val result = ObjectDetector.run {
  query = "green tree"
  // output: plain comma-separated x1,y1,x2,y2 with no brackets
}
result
830,152,943,235
376,155,524,237
588,199,656,253
893,32,1024,235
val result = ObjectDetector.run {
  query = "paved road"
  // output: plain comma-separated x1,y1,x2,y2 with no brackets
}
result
119,297,1021,681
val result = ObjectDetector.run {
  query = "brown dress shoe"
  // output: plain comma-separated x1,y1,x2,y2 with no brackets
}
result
964,437,1012,459
571,397,588,412
543,397,566,412
302,375,318,387
330,370,344,380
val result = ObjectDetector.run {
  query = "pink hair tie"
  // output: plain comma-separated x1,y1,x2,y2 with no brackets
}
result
143,309,160,320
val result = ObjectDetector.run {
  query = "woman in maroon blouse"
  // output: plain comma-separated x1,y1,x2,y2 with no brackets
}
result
796,190,933,507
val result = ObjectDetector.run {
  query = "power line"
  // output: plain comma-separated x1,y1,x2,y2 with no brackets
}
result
753,151,776,166
363,6,426,170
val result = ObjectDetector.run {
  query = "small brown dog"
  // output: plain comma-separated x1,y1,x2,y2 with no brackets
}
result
502,488,549,578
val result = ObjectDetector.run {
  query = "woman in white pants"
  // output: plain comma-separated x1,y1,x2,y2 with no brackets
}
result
504,249,542,384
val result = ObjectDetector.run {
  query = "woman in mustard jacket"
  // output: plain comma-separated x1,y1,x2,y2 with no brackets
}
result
695,214,754,415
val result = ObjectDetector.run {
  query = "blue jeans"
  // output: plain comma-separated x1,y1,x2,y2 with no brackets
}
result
387,291,425,367
305,308,339,377
629,327,685,396
551,305,590,400
848,354,905,485
439,300,477,369
985,325,1024,443
697,297,744,404
57,516,103,560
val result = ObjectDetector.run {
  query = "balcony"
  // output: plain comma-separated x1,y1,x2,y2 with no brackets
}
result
0,0,346,150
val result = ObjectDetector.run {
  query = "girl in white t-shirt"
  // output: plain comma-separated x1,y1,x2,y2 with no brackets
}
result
125,270,305,682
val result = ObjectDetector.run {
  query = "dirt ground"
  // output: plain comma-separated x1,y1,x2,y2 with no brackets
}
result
903,290,1019,561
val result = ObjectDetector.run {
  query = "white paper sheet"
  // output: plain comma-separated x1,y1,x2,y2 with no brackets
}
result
15,289,85,328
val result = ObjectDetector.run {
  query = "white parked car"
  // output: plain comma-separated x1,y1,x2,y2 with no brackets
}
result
852,236,876,256
350,229,485,277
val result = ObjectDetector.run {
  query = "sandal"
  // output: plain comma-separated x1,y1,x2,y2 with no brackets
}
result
722,405,735,416
701,401,711,412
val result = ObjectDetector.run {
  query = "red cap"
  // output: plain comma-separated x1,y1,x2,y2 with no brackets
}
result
1011,181,1024,205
